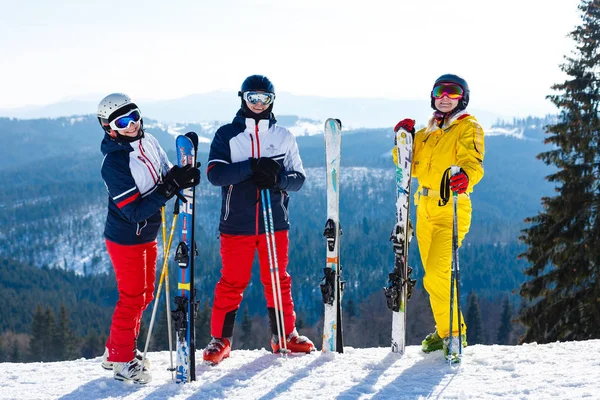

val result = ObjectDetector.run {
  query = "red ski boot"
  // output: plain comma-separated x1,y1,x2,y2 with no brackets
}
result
271,330,316,354
203,337,231,366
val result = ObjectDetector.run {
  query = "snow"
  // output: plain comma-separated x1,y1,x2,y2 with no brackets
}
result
68,116,86,125
287,121,324,137
2,340,599,399
486,127,525,139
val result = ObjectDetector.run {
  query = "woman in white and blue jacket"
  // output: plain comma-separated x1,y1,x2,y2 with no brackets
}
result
97,93,199,384
202,75,315,366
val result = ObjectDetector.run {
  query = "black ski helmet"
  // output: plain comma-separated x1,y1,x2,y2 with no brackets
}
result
431,74,470,112
238,74,275,96
239,75,276,120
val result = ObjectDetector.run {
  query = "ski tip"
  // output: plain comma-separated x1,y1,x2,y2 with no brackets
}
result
325,118,342,130
185,131,199,150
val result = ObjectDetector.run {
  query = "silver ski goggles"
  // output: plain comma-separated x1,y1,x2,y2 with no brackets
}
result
242,91,275,106
109,108,142,130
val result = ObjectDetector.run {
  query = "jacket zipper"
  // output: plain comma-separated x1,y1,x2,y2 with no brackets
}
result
138,141,159,184
254,124,261,235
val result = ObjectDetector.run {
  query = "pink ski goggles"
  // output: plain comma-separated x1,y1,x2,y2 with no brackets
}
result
432,83,464,100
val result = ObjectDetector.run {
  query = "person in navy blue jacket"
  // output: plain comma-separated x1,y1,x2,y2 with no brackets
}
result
97,93,199,384
203,75,315,365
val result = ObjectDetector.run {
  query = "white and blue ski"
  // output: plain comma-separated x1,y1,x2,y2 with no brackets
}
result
321,118,344,354
384,123,415,355
171,132,199,383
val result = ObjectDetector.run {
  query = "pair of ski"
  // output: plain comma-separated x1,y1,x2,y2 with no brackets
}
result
143,132,200,384
320,118,413,357
319,119,415,357
324,119,461,364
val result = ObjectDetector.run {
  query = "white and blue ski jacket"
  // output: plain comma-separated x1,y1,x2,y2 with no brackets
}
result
207,111,305,235
100,131,172,245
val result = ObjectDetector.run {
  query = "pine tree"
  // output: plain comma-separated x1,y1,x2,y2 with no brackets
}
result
52,304,76,361
81,332,102,359
519,0,600,343
496,296,513,345
44,307,56,360
465,291,485,345
29,304,54,361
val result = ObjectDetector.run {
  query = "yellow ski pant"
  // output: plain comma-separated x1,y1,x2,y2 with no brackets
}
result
416,193,471,339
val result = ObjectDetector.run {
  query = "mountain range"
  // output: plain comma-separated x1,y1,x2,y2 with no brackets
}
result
0,91,506,129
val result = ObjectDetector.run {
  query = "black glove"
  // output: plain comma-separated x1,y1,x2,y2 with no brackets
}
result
250,157,281,190
253,172,280,190
157,165,200,199
250,157,280,176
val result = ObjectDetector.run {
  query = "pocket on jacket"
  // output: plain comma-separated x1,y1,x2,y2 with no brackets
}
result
280,192,289,222
136,220,148,236
224,185,233,221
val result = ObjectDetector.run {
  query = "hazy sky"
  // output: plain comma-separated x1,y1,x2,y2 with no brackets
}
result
0,0,580,117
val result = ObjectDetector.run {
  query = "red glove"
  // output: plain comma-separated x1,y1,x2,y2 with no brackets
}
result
449,169,469,194
394,118,415,134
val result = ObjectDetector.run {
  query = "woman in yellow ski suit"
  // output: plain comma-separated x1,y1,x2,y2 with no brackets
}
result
402,74,485,356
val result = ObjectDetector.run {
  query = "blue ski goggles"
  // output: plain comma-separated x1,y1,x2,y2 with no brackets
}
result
109,108,142,130
242,91,275,106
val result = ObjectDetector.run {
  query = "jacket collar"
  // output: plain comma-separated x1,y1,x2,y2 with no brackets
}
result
426,109,470,132
101,133,136,155
232,109,278,131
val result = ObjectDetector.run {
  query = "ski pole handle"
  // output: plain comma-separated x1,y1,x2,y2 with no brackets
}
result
450,165,461,198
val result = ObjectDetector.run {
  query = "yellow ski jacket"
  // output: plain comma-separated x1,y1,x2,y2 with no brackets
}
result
412,110,485,197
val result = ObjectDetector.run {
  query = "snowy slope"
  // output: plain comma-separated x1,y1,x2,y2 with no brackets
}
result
2,340,599,399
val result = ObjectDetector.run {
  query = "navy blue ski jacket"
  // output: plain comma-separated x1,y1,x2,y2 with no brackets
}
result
100,131,172,245
207,111,305,235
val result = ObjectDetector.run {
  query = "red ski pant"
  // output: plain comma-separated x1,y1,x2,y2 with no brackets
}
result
211,231,296,338
105,239,157,362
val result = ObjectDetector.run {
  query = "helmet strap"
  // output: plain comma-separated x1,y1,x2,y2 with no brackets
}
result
115,127,144,143
241,101,273,121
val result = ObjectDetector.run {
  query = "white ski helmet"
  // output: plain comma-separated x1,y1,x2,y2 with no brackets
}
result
97,93,140,134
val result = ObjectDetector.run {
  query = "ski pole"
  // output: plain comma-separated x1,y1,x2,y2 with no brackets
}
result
163,206,176,379
447,165,462,363
142,206,179,371
451,166,463,360
266,189,288,353
260,189,288,353
159,207,175,379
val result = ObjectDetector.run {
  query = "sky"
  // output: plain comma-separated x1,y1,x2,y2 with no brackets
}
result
0,0,581,118
1,340,599,399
